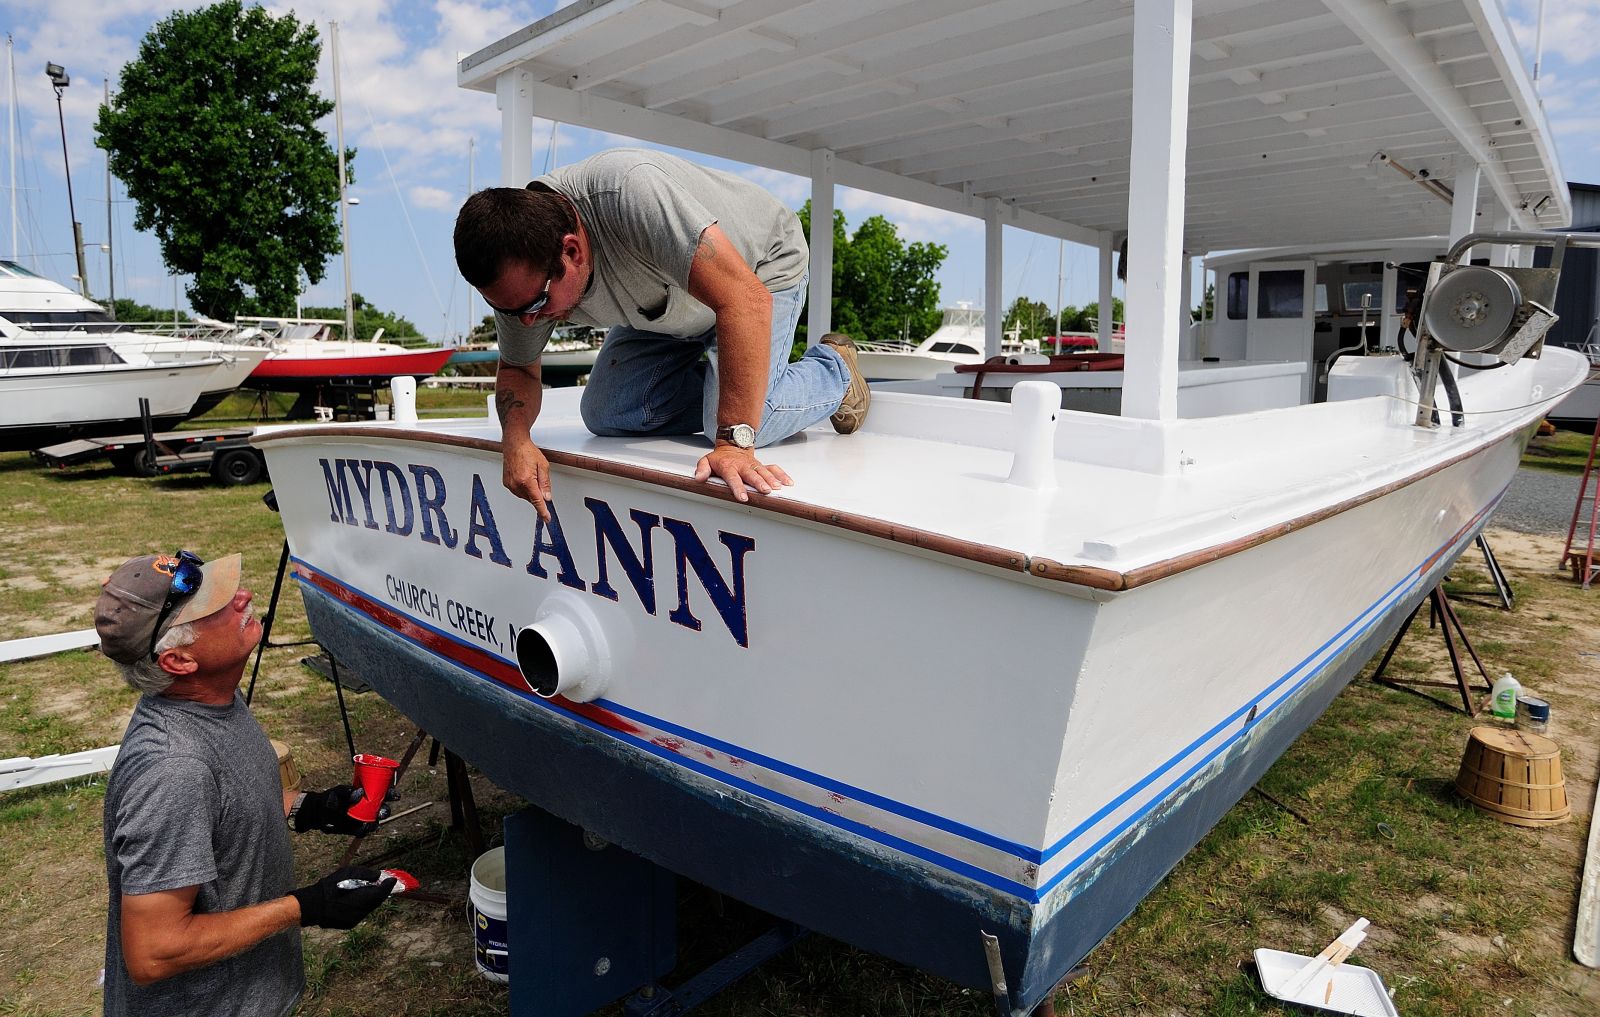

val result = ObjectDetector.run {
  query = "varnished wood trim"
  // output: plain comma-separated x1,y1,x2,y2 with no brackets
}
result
254,422,1529,594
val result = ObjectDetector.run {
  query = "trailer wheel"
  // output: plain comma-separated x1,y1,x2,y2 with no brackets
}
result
113,449,159,478
212,449,264,486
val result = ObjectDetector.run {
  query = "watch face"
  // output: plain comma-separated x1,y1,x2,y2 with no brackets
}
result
732,423,756,448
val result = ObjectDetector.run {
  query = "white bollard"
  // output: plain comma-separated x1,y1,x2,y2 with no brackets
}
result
1006,380,1061,491
390,376,418,426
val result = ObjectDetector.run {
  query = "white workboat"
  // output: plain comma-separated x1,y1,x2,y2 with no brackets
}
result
254,2,1582,1012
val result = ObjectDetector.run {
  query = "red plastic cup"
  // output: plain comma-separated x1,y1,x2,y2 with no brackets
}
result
349,753,399,823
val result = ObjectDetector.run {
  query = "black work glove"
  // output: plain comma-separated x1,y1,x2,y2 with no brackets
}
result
292,785,385,835
290,866,396,929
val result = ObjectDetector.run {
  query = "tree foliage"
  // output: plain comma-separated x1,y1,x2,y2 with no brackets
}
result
795,202,947,357
96,1,347,320
1003,296,1055,341
108,298,189,324
302,293,421,342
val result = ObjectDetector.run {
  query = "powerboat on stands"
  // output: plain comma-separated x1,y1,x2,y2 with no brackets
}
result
0,334,222,451
0,260,269,417
253,2,1584,1013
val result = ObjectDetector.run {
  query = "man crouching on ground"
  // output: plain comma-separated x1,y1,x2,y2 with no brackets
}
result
96,550,394,1016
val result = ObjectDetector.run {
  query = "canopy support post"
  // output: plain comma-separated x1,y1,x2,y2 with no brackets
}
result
985,199,1003,359
807,149,835,345
1449,162,1481,252
1098,231,1116,353
1122,0,1192,422
498,68,534,186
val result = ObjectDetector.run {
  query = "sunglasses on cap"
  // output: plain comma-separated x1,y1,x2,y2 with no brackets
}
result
486,275,552,318
148,550,205,661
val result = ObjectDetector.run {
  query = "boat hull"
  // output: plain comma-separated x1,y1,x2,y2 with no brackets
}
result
0,361,216,452
246,348,454,392
259,413,1530,1010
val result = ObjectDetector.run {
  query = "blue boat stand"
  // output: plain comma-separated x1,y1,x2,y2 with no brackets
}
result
502,806,809,1016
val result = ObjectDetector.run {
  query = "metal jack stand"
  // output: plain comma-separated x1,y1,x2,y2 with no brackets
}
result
1370,585,1493,715
1447,535,1514,611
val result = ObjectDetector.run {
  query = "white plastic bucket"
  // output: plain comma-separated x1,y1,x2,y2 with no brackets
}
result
469,847,509,982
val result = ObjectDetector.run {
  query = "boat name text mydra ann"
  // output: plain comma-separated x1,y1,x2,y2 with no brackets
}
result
318,456,756,648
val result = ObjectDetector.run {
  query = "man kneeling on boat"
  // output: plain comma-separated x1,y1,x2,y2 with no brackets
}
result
95,550,394,1017
454,147,871,519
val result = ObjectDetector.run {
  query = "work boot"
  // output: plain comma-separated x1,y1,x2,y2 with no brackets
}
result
821,333,871,434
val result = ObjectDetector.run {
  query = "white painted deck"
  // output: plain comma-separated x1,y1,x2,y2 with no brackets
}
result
321,346,1586,580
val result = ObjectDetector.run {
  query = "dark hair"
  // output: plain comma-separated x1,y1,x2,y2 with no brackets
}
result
453,187,578,288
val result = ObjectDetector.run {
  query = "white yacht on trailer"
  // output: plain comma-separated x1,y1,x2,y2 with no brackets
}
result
253,2,1584,1013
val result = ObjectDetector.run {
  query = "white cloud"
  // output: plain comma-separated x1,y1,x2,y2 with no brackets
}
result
409,185,457,210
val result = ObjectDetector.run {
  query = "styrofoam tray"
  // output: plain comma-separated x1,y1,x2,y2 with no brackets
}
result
1254,949,1399,1017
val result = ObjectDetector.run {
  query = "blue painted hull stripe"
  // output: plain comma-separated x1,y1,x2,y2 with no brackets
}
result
294,468,1508,905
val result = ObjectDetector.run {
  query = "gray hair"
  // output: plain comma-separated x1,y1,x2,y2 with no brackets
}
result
114,622,198,695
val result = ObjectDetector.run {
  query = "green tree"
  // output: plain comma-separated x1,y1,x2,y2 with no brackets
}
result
303,294,422,342
1195,282,1215,322
1073,298,1125,332
1003,296,1054,342
108,298,189,324
96,1,347,320
795,202,946,359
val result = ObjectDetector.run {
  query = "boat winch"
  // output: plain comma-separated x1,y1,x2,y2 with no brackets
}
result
1409,231,1599,428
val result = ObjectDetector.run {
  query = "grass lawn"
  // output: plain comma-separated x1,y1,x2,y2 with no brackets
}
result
1,426,1598,1016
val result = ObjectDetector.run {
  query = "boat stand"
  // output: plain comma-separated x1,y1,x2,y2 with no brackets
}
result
1452,535,1514,611
1369,584,1493,715
501,806,807,1017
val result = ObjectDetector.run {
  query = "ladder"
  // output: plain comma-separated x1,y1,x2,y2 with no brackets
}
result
1560,331,1600,588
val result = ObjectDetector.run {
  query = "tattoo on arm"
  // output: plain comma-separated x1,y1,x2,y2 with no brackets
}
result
495,390,526,425
695,232,716,263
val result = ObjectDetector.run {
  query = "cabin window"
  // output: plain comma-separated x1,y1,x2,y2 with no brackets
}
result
930,342,979,355
1341,281,1389,313
1226,272,1249,319
1256,270,1305,318
1314,284,1329,314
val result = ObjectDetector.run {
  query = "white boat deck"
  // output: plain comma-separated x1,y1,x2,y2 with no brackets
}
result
283,348,1581,585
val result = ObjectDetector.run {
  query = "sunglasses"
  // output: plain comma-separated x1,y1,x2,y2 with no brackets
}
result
486,275,553,318
148,550,205,661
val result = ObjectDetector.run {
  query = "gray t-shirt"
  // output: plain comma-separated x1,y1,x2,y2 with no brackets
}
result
102,691,301,1017
496,147,809,365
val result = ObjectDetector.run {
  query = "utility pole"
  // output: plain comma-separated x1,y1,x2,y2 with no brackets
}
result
46,61,90,298
104,77,115,317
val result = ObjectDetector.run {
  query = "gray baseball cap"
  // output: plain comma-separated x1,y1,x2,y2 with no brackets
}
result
95,552,243,665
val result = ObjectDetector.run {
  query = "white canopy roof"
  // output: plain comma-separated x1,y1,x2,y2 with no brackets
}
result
458,0,1569,255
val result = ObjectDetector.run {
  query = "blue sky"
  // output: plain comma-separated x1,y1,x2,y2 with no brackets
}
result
3,0,1597,340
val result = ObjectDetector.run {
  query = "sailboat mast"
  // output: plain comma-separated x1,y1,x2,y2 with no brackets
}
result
330,21,355,342
466,135,475,341
7,36,15,261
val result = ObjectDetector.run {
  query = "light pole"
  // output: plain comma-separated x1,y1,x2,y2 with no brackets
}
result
46,62,89,299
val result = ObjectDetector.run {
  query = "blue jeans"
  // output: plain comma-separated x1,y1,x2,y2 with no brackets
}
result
578,278,848,447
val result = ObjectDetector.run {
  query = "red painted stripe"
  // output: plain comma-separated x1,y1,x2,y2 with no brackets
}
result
293,564,645,738
249,349,454,379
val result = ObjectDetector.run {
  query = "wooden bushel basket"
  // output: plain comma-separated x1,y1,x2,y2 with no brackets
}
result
272,739,303,794
1454,726,1570,826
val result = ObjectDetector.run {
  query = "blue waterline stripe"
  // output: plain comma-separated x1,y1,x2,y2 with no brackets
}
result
295,575,1038,900
290,557,1040,863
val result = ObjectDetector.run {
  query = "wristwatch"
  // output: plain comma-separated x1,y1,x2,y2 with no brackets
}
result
715,423,757,449
286,791,307,830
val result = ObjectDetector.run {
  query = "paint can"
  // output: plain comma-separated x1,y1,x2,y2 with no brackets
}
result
1516,695,1551,735
469,847,509,983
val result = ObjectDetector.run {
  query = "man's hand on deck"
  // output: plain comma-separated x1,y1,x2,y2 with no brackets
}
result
694,445,793,502
504,437,554,521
